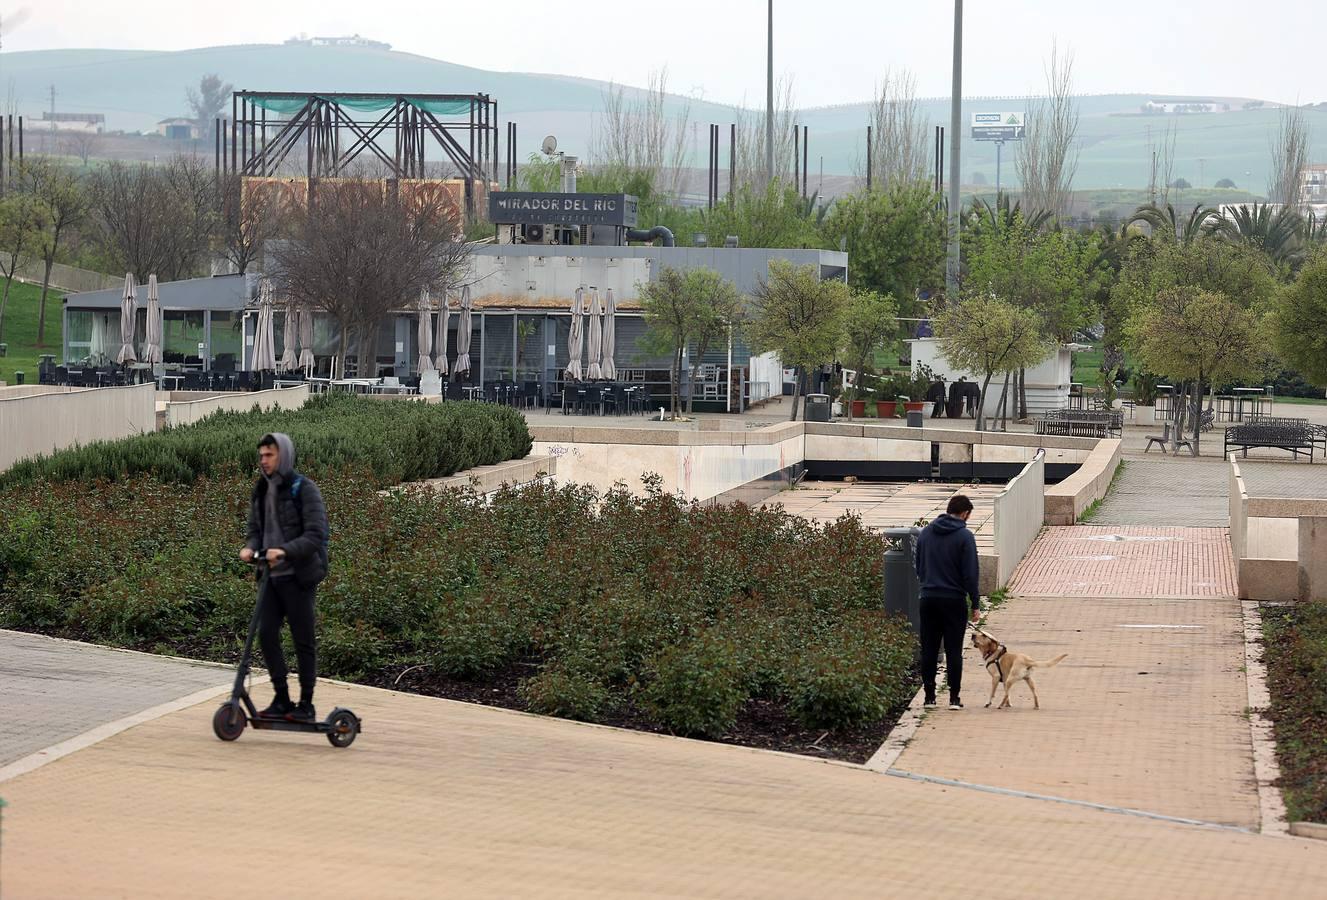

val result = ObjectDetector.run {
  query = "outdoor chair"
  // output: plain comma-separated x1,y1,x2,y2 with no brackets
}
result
601,384,626,416
1144,423,1171,453
445,381,464,402
183,372,209,391
521,381,540,409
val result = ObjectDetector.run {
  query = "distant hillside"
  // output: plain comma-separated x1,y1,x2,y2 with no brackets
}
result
9,43,1327,193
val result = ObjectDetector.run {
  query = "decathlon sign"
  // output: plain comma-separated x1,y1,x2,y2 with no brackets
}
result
971,112,1025,142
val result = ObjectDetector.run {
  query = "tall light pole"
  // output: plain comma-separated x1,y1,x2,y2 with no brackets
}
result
945,0,963,297
766,0,774,186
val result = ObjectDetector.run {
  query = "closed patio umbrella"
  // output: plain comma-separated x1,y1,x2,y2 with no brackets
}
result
416,288,435,373
141,274,163,366
601,288,617,381
454,286,473,379
565,287,584,382
89,312,115,366
116,274,137,365
585,289,603,380
250,278,277,372
298,307,315,374
278,304,298,372
434,290,450,376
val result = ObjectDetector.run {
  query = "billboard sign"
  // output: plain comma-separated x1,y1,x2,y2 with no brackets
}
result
488,192,639,227
971,112,1025,142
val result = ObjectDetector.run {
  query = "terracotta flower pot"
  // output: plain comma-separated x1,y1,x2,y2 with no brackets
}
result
903,401,926,413
851,399,866,418
877,400,900,418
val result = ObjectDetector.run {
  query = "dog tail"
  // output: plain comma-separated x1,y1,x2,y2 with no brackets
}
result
1030,653,1069,670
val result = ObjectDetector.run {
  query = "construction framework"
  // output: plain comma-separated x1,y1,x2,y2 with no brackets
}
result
217,91,498,215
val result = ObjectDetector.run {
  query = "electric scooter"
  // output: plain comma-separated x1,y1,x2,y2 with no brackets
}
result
211,551,362,748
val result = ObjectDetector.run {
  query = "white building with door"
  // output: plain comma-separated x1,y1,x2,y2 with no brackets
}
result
907,337,1076,418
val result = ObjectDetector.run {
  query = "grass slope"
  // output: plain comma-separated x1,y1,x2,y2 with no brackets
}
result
0,280,61,387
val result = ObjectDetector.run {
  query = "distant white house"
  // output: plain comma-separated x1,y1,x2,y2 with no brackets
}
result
284,33,391,50
157,118,200,140
1141,100,1228,115
908,337,1078,418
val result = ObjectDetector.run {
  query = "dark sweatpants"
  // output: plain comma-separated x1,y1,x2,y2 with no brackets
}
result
919,593,968,701
258,575,318,702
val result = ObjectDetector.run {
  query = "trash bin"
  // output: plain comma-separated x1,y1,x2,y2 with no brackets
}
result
14,371,23,385
882,526,922,635
804,393,831,422
906,409,924,427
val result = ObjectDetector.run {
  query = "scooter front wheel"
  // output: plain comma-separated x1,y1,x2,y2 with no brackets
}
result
326,709,359,748
212,701,247,742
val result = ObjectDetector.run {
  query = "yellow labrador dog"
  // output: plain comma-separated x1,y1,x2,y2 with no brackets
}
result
970,628,1067,710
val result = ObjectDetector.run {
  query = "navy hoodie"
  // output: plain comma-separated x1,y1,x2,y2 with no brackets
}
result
914,513,980,607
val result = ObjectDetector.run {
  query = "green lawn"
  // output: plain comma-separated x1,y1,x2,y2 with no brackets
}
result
0,280,63,386
1273,395,1327,406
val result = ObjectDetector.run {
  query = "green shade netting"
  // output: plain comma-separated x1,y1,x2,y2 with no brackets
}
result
245,96,472,116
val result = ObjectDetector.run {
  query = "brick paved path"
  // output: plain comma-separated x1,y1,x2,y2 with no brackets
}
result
0,630,230,767
1088,458,1230,526
1009,526,1236,598
6,680,1327,898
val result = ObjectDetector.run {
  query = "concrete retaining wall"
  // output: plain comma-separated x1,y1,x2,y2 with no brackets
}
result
1229,461,1326,601
994,452,1046,588
1043,439,1123,525
164,385,310,428
0,383,156,472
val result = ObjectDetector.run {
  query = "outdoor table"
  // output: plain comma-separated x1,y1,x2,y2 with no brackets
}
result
157,374,184,391
330,378,378,394
1216,395,1238,422
1234,388,1264,422
274,379,305,388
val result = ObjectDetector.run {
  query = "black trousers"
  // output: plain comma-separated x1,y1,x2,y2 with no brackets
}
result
258,575,318,702
919,594,968,701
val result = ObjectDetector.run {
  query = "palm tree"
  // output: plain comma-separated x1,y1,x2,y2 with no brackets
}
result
1127,202,1219,244
1208,202,1305,267
966,193,1054,235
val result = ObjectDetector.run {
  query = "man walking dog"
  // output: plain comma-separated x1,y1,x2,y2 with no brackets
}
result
240,433,329,723
915,494,982,710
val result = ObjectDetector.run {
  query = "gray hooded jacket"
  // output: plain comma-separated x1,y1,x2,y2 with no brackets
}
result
246,432,330,587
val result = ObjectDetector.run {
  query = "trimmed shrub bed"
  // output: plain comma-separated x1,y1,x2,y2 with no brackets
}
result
0,393,531,488
1263,601,1327,822
0,468,916,760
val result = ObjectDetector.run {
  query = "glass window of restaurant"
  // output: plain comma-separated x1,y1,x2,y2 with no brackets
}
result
210,311,242,370
482,313,515,383
162,310,206,365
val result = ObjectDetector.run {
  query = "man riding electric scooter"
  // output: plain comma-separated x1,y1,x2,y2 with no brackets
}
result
240,432,329,723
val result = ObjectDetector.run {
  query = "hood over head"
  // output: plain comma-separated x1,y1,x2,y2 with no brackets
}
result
262,432,296,478
929,513,968,534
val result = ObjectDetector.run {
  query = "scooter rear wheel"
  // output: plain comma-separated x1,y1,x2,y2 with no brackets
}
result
326,709,359,748
212,701,247,742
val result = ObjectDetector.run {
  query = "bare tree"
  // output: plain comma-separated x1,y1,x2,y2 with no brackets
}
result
1147,121,1177,206
62,130,101,166
1016,43,1080,219
270,177,471,377
862,68,930,187
187,74,233,143
1269,105,1310,209
90,156,217,283
217,172,277,275
593,69,692,196
731,76,798,189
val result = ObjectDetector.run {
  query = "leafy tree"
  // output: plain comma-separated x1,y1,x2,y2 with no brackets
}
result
932,293,1048,431
820,180,945,317
1270,249,1327,384
639,267,740,418
1169,178,1192,190
186,74,233,142
1112,236,1279,317
0,189,42,344
28,158,90,345
748,261,851,421
840,288,898,420
1215,178,1237,189
697,180,821,251
961,211,1103,415
1127,286,1262,450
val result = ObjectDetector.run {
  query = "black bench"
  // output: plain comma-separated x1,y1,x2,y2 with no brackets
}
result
1034,408,1124,438
1224,422,1315,462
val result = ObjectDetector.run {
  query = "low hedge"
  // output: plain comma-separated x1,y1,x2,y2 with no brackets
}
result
0,393,532,488
1263,601,1327,821
0,474,915,738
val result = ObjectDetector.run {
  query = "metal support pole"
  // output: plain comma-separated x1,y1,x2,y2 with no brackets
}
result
866,124,872,190
946,0,964,297
793,125,799,190
231,94,238,177
802,125,809,198
730,123,737,202
995,140,1002,200
765,0,774,186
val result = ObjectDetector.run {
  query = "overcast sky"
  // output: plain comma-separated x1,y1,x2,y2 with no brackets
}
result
11,1,1323,107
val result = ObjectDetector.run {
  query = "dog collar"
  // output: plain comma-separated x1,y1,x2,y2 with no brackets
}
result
984,645,1008,682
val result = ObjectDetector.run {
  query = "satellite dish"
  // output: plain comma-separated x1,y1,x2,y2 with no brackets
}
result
541,135,558,156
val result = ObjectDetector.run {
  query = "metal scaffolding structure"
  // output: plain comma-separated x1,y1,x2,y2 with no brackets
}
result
218,91,498,215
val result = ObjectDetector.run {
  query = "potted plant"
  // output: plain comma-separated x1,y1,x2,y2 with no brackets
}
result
876,373,904,418
901,364,936,414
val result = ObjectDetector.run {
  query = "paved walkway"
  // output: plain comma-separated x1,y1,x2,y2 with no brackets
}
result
1086,458,1230,526
5,663,1327,898
1010,526,1237,598
1,630,230,767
